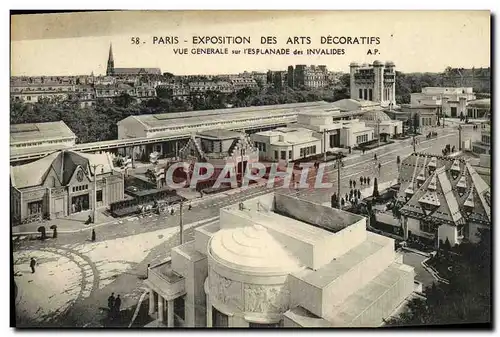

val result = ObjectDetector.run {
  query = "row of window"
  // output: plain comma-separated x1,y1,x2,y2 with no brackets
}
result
274,150,293,160
356,134,369,144
421,117,433,126
359,88,373,101
72,184,89,193
13,138,72,148
150,115,291,133
300,145,317,158
254,141,267,152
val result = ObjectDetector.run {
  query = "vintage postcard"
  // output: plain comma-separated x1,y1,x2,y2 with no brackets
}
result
10,10,491,328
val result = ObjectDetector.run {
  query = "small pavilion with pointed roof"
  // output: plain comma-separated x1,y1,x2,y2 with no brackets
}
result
396,153,491,246
10,150,124,224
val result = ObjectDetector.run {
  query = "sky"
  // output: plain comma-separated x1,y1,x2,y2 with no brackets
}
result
10,10,491,76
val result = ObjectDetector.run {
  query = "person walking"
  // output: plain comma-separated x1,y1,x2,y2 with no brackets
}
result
107,293,115,318
91,229,96,242
30,257,37,274
114,295,122,319
363,176,367,185
357,189,361,199
360,176,363,186
349,180,353,189
374,153,377,161
353,180,357,189
367,177,371,185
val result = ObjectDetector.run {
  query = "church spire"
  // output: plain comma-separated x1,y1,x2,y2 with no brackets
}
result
106,43,114,76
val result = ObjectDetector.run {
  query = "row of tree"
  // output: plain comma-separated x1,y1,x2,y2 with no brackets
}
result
10,85,350,144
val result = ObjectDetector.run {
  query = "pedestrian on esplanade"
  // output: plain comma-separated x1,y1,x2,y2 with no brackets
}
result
349,180,353,189
374,153,377,161
107,293,115,316
357,189,361,199
360,176,364,186
345,193,349,202
353,180,356,189
30,257,37,274
114,294,122,318
367,177,371,185
91,229,96,242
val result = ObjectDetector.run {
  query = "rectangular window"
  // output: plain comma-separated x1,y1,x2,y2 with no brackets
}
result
363,89,368,100
359,89,363,99
274,150,278,160
281,151,286,160
368,88,373,101
288,150,292,159
96,190,103,202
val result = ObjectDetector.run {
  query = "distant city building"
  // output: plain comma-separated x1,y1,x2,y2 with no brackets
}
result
145,192,416,327
10,121,77,160
397,153,491,246
106,43,161,76
288,65,329,89
10,150,124,224
349,61,396,108
442,67,491,93
11,81,75,103
267,70,288,90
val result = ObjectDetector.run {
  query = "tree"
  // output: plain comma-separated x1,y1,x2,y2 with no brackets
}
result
387,229,491,327
372,177,380,199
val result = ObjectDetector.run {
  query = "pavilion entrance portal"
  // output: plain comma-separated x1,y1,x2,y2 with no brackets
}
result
71,194,90,213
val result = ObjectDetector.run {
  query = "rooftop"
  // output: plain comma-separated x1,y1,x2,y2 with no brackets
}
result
118,101,333,130
197,129,243,140
10,121,76,144
10,150,115,189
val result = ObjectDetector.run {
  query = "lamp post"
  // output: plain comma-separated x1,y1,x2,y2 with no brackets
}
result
334,152,344,208
323,129,327,162
377,119,381,147
179,200,184,245
458,124,462,151
91,163,104,224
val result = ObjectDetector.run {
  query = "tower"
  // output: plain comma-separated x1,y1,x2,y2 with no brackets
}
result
349,62,359,100
106,43,114,76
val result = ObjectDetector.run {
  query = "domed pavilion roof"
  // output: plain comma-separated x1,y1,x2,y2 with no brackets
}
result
209,225,303,274
362,110,392,122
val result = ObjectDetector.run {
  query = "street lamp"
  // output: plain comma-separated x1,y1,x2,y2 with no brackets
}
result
179,200,184,245
458,124,462,151
377,118,381,147
334,152,344,208
91,163,104,223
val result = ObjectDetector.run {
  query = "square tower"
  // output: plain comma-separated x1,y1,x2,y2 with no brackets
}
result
349,61,396,107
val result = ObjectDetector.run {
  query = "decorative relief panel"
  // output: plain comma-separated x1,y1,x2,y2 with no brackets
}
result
209,270,243,310
243,284,290,314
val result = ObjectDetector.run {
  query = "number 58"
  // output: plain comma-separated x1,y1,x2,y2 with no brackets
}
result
131,37,140,44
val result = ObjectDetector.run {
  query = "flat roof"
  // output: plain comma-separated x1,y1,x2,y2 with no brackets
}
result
121,101,332,129
197,129,243,140
10,121,76,144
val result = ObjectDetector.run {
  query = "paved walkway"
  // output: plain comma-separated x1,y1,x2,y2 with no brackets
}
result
13,217,216,327
12,209,114,234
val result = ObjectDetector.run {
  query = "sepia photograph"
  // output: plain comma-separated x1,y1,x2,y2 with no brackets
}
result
9,9,492,329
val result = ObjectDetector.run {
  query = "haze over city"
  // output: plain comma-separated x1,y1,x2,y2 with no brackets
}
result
11,10,490,76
